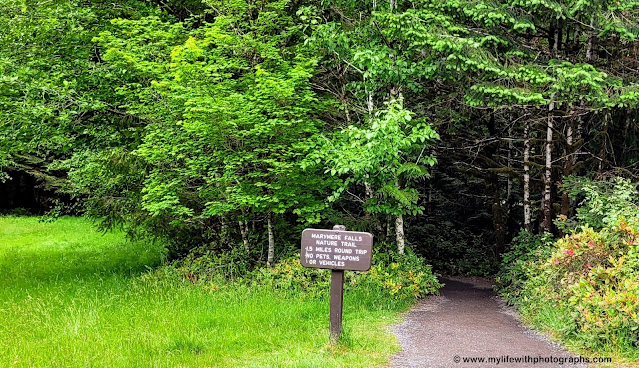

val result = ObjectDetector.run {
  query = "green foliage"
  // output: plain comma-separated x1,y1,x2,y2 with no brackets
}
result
248,258,331,295
525,221,639,355
4,0,639,288
171,245,253,283
363,246,442,299
322,99,439,217
496,230,555,304
559,176,639,231
374,0,639,110
0,0,157,179
0,216,412,368
498,177,639,358
252,248,441,300
169,242,441,301
67,0,336,257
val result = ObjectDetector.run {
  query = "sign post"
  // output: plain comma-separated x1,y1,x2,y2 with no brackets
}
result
300,225,373,340
330,268,344,339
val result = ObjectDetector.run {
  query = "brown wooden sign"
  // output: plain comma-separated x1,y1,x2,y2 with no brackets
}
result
300,228,373,271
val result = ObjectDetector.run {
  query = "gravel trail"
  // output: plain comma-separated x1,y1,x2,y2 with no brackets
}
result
390,277,589,368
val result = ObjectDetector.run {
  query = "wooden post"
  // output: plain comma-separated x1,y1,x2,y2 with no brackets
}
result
330,269,344,340
300,225,373,341
330,225,346,340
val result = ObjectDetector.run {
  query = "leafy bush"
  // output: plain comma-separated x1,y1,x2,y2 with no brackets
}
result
559,176,639,231
361,247,441,299
520,221,639,353
249,258,330,296
169,242,441,301
495,230,554,304
498,177,639,358
248,245,441,300
170,245,252,284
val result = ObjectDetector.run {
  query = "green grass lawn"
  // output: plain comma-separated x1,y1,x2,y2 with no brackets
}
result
0,216,406,367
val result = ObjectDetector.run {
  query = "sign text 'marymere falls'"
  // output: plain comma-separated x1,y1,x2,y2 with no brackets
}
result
301,228,373,271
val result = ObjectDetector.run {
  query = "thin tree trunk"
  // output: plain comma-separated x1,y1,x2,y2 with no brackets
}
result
491,173,506,255
622,114,632,162
267,212,275,267
239,219,249,253
586,18,597,63
570,25,580,52
554,19,562,54
523,119,531,232
541,101,555,233
561,119,574,217
576,103,586,167
557,20,563,50
428,181,433,213
507,126,513,202
220,216,229,246
395,214,405,254
548,21,556,55
364,180,383,234
598,113,609,175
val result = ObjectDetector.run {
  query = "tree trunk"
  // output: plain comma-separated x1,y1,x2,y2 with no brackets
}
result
561,119,574,217
507,127,513,202
553,19,562,54
541,101,555,233
523,120,531,232
220,216,229,246
364,180,383,234
395,214,405,254
576,103,586,171
491,173,506,255
548,22,556,54
598,113,609,175
239,219,249,253
556,19,563,51
267,211,275,267
586,18,597,62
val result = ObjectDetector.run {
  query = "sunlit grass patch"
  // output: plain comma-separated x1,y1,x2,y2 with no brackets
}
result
0,216,408,367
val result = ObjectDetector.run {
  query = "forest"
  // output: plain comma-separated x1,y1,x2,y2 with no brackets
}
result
1,0,639,365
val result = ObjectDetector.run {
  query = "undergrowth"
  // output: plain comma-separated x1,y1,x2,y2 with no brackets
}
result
497,177,639,362
0,216,441,368
171,242,442,301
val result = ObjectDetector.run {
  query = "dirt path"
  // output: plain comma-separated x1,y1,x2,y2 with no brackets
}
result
390,277,589,368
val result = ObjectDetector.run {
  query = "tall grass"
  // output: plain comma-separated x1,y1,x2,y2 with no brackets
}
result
0,217,406,367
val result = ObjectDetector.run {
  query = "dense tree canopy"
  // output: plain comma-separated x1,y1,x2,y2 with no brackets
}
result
2,0,639,270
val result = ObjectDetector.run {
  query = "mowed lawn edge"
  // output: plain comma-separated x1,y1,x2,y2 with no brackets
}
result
0,216,409,368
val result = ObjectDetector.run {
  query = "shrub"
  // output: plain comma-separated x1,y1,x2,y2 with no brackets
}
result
560,176,639,231
250,245,441,300
495,230,554,304
168,242,442,301
171,245,252,284
361,247,441,299
498,177,639,358
249,258,330,296
535,220,639,351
